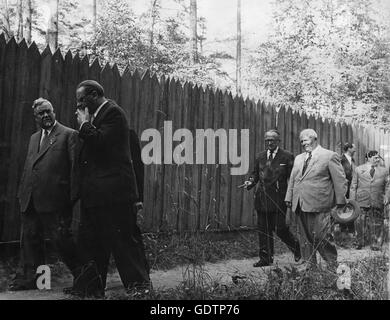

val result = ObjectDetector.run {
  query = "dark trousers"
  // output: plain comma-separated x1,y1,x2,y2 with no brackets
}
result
296,205,337,266
256,209,299,263
78,203,150,290
18,199,81,281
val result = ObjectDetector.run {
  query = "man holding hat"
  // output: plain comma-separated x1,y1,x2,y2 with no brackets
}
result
350,150,390,250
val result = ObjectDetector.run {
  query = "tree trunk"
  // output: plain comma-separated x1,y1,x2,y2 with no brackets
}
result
93,0,97,32
16,0,23,41
0,0,13,40
46,0,59,52
150,0,158,49
190,0,198,63
26,0,32,45
236,0,242,95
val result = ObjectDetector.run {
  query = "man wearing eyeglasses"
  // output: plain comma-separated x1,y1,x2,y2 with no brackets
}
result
9,98,80,291
243,129,301,267
350,150,390,250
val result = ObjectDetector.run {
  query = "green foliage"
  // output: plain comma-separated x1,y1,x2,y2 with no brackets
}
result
244,0,390,127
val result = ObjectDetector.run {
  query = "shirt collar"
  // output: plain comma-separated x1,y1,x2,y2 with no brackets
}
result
344,153,352,164
42,120,57,135
93,100,108,119
305,145,319,159
267,147,279,157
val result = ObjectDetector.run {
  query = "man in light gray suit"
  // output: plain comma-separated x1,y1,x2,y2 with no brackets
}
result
285,129,347,270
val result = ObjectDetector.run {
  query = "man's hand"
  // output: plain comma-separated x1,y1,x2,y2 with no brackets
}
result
76,107,90,126
336,203,345,209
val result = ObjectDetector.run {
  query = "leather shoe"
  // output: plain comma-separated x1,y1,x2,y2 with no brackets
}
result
8,279,37,291
294,246,301,263
253,260,272,267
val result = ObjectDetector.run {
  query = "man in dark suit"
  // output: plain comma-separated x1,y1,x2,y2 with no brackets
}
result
9,98,80,290
73,80,150,298
339,142,356,234
244,129,300,267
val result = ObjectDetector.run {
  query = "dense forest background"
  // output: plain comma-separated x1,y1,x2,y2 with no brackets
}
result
1,0,389,128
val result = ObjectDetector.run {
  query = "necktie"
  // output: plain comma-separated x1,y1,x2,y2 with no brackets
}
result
370,166,375,178
302,152,312,175
266,150,273,166
39,130,49,152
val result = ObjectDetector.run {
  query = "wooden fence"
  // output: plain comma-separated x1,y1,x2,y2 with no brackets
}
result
1,35,389,242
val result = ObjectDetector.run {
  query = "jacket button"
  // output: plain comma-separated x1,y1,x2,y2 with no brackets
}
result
84,161,87,164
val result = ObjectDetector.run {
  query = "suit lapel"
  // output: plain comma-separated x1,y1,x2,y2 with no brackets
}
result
33,123,61,166
272,148,282,165
92,101,110,128
300,147,321,180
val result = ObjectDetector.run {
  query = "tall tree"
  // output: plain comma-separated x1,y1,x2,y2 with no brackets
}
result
16,0,23,41
189,0,198,63
47,0,59,52
25,0,32,44
236,0,242,95
0,0,13,40
93,0,97,32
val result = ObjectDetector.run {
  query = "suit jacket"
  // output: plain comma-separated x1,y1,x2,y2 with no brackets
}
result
285,145,347,213
78,99,138,208
248,148,294,212
129,128,144,203
341,154,355,198
349,164,390,209
18,122,78,213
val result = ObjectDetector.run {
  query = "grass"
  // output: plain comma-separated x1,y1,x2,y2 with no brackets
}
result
113,253,388,300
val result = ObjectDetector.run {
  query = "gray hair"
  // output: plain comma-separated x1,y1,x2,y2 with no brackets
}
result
32,98,53,110
299,129,317,140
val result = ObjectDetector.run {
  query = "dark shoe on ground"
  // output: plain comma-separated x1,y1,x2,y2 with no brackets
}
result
294,247,301,263
355,244,363,250
8,278,37,291
253,260,272,268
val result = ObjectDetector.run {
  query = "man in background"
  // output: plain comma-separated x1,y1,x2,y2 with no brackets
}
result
350,150,390,250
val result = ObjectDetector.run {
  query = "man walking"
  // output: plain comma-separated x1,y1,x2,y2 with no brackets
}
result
350,150,390,250
285,129,347,270
9,98,80,290
244,129,301,267
73,80,150,298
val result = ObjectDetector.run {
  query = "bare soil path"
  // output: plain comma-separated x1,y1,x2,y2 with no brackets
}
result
0,248,384,300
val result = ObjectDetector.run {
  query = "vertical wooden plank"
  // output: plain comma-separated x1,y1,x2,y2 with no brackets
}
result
89,58,101,83
230,95,243,228
164,78,178,231
3,40,30,241
216,91,231,230
292,111,301,156
322,118,330,150
151,74,164,231
335,122,342,155
329,120,336,153
188,84,200,231
130,70,141,133
0,37,18,241
39,45,52,99
241,98,254,227
62,51,77,129
49,49,65,122
277,106,286,149
139,70,154,231
194,85,204,231
284,107,293,153
120,67,132,125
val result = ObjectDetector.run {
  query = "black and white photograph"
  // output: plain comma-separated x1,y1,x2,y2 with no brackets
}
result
0,0,389,304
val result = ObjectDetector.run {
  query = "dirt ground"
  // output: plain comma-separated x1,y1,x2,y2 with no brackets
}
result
0,247,385,300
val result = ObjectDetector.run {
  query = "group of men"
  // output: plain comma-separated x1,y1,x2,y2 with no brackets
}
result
244,129,389,270
9,80,150,298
